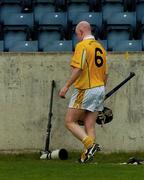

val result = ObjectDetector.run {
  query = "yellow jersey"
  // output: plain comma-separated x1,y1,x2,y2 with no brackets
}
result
71,38,108,90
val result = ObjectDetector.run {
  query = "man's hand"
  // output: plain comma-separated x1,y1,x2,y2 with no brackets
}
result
59,85,69,98
59,67,82,99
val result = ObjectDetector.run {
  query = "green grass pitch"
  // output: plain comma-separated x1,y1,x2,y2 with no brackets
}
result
0,152,144,180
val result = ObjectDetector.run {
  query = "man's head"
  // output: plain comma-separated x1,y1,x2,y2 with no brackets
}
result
75,21,92,41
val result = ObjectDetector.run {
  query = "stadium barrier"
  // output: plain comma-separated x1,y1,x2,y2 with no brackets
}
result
0,52,143,153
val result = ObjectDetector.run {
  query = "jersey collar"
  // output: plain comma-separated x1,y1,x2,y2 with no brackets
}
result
83,35,95,40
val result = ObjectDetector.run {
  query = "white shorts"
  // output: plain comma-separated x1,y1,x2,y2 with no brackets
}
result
68,86,105,112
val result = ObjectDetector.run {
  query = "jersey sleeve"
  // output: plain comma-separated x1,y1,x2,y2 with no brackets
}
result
70,43,86,70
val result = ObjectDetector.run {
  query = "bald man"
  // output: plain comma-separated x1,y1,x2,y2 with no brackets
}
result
59,21,108,163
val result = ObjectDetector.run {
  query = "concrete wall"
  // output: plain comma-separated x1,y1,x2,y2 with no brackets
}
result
0,52,143,153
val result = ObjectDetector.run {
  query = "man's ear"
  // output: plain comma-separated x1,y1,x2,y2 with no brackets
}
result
80,29,83,36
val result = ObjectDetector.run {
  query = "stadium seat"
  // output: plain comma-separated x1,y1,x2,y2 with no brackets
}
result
69,12,102,27
69,12,102,39
67,1,90,26
3,13,34,29
1,0,21,4
34,4,55,23
33,0,55,3
0,41,4,51
8,41,38,52
67,2,90,13
0,4,22,22
106,12,136,30
107,29,132,50
102,1,124,22
1,0,32,12
4,30,28,50
67,0,102,11
43,40,72,52
38,30,62,51
38,12,67,35
113,40,142,52
136,1,144,23
33,0,65,11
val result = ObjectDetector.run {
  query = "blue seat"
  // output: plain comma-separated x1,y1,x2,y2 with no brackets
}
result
0,4,22,22
38,12,67,33
8,41,38,52
107,29,132,50
33,0,55,3
33,0,65,11
34,4,55,23
3,13,34,29
105,12,136,50
68,0,102,11
136,2,144,23
113,40,142,52
0,41,4,51
4,30,27,50
69,12,102,27
68,2,90,13
38,30,62,51
102,2,124,22
43,40,72,52
69,12,102,38
106,12,136,30
1,0,21,4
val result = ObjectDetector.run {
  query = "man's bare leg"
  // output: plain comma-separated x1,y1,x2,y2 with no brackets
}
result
65,108,94,149
84,111,99,141
65,108,87,141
